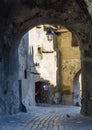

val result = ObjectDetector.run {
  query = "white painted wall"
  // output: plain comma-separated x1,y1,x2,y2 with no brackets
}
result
28,26,57,86
18,26,57,110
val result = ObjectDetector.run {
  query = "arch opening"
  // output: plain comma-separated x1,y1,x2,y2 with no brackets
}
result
18,23,81,111
0,0,91,116
73,70,82,106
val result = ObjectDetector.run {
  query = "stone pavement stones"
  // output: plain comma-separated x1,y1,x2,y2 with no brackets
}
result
0,105,92,130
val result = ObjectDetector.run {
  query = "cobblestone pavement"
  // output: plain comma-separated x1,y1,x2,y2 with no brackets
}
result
0,105,92,130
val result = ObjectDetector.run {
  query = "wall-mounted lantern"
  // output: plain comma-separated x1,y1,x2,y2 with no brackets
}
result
46,29,54,41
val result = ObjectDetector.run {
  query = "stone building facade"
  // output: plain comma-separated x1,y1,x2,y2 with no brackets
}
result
56,30,81,105
17,25,81,111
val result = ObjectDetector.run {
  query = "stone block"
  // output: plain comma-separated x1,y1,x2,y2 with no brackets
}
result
84,61,92,72
0,98,6,114
84,50,92,57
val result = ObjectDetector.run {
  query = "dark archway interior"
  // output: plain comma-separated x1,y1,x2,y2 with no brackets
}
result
35,81,50,104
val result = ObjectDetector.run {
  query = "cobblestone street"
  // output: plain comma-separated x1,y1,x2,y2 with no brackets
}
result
0,105,92,130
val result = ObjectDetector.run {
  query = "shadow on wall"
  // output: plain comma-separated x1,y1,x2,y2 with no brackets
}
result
0,98,6,114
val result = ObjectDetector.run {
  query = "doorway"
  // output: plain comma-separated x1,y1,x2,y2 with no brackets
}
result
73,72,81,106
35,81,50,104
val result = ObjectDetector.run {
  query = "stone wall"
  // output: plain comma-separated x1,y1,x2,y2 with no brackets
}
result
18,33,35,111
18,26,81,107
18,25,58,110
57,31,81,104
0,0,91,115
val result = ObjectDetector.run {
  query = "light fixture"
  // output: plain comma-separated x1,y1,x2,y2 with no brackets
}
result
46,28,54,41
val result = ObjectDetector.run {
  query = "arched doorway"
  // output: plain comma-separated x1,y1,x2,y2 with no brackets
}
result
35,81,50,104
1,0,91,115
7,22,83,114
18,24,81,109
73,70,82,106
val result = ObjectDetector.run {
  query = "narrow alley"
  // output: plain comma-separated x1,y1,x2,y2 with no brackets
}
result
0,105,92,130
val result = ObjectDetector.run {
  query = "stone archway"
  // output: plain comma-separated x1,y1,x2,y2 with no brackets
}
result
73,70,81,106
0,0,91,115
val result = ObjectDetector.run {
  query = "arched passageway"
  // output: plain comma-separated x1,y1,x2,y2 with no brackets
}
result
0,0,92,116
19,24,81,109
73,70,82,106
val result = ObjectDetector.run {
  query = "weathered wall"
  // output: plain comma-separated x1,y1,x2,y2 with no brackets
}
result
18,33,35,111
29,27,57,85
0,0,91,115
57,30,81,104
18,26,58,110
18,26,81,107
8,48,19,114
28,26,57,104
84,0,92,16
